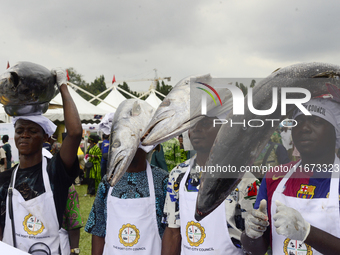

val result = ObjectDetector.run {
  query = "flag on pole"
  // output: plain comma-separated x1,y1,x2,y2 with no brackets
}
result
6,61,10,69
66,69,70,81
112,75,116,84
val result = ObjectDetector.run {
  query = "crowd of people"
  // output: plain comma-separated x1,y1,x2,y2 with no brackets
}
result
0,65,339,255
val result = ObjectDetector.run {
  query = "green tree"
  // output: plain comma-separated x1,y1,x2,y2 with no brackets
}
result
250,79,256,88
118,82,140,99
89,75,109,105
67,68,109,105
236,82,248,96
155,81,172,100
67,68,88,87
235,79,257,96
74,75,107,105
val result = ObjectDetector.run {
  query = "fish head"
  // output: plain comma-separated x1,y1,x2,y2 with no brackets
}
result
195,62,340,221
142,74,212,146
0,61,57,116
195,173,242,221
107,99,155,186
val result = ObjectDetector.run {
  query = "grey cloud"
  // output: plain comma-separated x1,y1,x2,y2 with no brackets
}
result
1,0,340,89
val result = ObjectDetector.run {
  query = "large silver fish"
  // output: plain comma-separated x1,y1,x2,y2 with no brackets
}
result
142,74,233,146
0,61,57,116
195,62,340,221
107,99,155,186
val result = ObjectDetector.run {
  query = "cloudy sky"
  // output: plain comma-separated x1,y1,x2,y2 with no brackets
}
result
1,0,339,92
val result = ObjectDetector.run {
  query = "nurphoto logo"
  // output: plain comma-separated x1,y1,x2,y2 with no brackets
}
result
195,79,312,128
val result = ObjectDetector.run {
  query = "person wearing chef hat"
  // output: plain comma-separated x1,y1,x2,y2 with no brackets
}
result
0,68,82,255
242,97,340,255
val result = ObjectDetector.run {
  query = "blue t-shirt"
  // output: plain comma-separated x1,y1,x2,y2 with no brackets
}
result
100,139,110,163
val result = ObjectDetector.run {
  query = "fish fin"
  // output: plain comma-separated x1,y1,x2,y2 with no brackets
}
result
272,67,281,73
326,83,340,103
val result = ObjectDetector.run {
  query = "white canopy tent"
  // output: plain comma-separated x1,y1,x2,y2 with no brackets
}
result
44,84,110,122
82,123,100,132
145,90,162,109
97,86,126,112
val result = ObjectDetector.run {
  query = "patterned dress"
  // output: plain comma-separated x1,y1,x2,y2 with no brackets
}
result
62,184,83,230
86,144,102,194
162,138,182,172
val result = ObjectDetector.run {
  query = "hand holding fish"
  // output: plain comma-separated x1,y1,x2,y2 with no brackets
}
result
245,199,269,239
52,68,67,89
273,200,310,241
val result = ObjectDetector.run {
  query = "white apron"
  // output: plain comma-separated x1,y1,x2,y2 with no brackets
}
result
271,156,340,255
3,156,61,255
179,165,244,255
58,228,70,255
103,161,161,255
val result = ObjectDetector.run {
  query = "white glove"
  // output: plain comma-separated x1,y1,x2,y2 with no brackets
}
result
51,68,67,88
273,200,310,241
245,199,270,239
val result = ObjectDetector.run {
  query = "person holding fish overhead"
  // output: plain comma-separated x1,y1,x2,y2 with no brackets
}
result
242,97,340,255
0,63,82,255
162,116,260,255
84,99,168,255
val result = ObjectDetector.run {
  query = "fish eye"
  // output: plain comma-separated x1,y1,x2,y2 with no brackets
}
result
10,72,20,86
131,102,141,116
112,140,121,148
160,99,171,107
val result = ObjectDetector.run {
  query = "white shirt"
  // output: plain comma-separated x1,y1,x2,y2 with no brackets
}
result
280,129,293,150
0,147,7,172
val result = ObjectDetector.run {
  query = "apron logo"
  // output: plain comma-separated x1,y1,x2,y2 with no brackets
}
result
119,223,140,247
297,185,316,199
186,221,206,247
23,213,45,235
283,238,312,255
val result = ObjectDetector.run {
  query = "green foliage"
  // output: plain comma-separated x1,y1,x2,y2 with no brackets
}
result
235,82,248,96
75,185,95,255
67,68,108,105
155,81,172,100
118,82,141,99
67,67,173,104
235,79,257,96
88,75,109,105
250,79,256,88
67,68,89,87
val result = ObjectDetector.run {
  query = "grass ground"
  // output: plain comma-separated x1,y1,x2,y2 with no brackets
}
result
75,184,95,255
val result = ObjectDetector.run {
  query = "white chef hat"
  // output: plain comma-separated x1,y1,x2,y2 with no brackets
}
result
99,112,115,135
13,115,57,137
